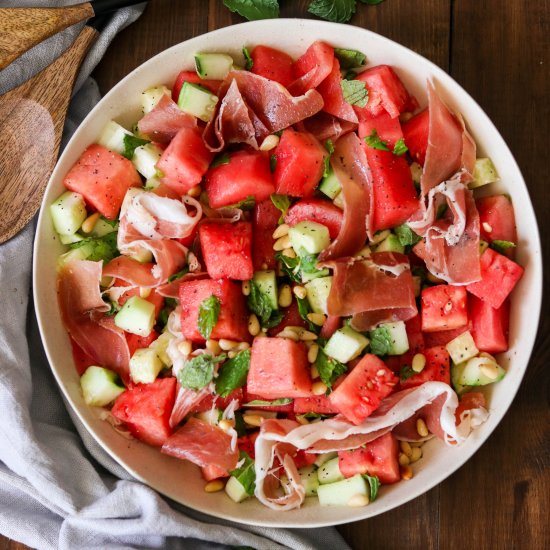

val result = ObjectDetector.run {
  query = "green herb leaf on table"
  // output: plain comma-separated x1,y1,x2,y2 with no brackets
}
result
215,349,251,397
177,353,226,391
230,451,256,495
122,134,150,160
399,365,415,381
334,47,366,69
308,0,357,23
360,0,385,5
340,79,369,107
69,232,119,263
393,137,408,156
270,193,291,224
315,343,347,389
223,0,279,20
490,240,516,254
242,46,254,70
369,325,393,356
242,398,293,407
364,128,390,151
323,139,335,178
394,224,421,247
363,474,380,501
198,295,221,340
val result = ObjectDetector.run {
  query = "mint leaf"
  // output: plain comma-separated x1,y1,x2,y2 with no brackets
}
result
228,195,255,211
296,295,319,332
210,152,230,168
230,451,256,496
364,129,390,151
122,134,150,160
308,0,356,23
334,47,366,69
270,193,291,224
223,0,279,20
399,365,415,381
69,232,119,263
315,342,347,389
323,139,335,178
340,79,368,107
215,349,251,397
198,295,221,340
490,240,516,254
362,474,380,501
369,325,392,356
168,267,189,283
242,46,253,70
360,0,384,4
247,280,279,328
178,354,225,391
242,398,293,407
264,309,284,329
393,138,408,156
276,252,302,283
394,224,421,247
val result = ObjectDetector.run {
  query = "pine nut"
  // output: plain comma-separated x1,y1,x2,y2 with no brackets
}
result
261,263,268,270
482,222,493,233
347,494,369,507
293,286,307,299
307,312,326,326
282,247,296,258
273,235,291,251
177,340,192,356
410,446,423,463
444,300,453,313
277,329,300,341
218,419,235,431
204,480,225,493
219,339,240,351
412,353,426,373
376,368,386,377
312,381,327,395
81,212,100,234
243,414,263,427
310,364,320,379
248,314,260,336
299,329,318,341
308,344,319,364
400,441,413,458
237,342,250,351
278,284,292,308
416,418,429,438
399,452,410,467
480,362,500,380
228,351,237,359
242,280,251,296
206,339,221,355
139,287,151,299
401,465,413,480
260,134,280,151
272,223,289,239
187,185,202,198
357,245,371,258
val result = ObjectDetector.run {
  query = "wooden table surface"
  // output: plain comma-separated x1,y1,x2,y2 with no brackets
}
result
2,1,548,549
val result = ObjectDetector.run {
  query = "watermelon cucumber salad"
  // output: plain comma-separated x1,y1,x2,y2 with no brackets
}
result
52,42,524,510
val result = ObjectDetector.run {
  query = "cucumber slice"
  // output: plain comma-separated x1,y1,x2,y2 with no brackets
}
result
469,158,499,189
457,356,506,386
317,474,369,507
195,53,234,80
59,232,85,245
446,330,479,365
132,143,162,179
253,270,278,310
410,161,423,186
50,191,87,236
178,82,218,122
195,408,221,426
114,296,155,337
305,276,333,315
333,191,344,210
145,175,161,189
319,167,342,199
149,331,176,367
317,457,344,485
225,476,249,503
141,85,170,114
375,234,405,254
90,218,117,238
314,451,338,467
324,325,369,364
301,267,330,283
281,465,320,497
56,243,95,270
288,221,331,255
379,321,409,356
97,120,132,155
80,366,125,406
129,348,163,384
451,361,471,396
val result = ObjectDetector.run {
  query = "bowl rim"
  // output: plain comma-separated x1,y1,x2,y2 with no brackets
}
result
33,18,543,527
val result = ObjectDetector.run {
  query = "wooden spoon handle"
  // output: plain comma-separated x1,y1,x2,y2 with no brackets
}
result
0,3,94,70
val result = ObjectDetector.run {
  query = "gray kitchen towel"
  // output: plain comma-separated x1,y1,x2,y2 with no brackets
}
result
0,2,351,549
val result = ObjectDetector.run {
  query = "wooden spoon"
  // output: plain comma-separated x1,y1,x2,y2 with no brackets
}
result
0,0,143,70
0,25,98,244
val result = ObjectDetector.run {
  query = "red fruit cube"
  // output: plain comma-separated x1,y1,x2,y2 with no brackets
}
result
252,199,281,270
399,346,451,390
421,285,468,332
251,45,295,88
469,294,510,354
401,108,429,165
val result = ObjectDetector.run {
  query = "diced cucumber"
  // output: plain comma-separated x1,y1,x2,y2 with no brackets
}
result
288,221,331,255
225,476,249,503
178,82,218,122
410,161,423,185
195,52,234,80
314,451,338,467
317,474,368,507
469,158,499,189
97,120,132,154
195,408,221,426
317,457,344,485
378,321,409,356
50,191,87,236
281,465,320,497
80,366,125,407
90,218,117,238
145,175,161,189
301,267,330,283
59,232,85,245
451,361,470,396
457,356,506,386
305,276,333,315
446,330,479,365
324,326,369,363
149,331,176,367
132,143,162,179
333,191,344,210
141,85,170,114
129,348,163,384
114,296,155,337
253,270,278,310
319,167,342,199
375,234,405,254
56,243,95,270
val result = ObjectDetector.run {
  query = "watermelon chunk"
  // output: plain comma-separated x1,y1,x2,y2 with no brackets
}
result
421,285,468,332
252,199,281,270
476,195,518,250
293,394,338,415
401,108,429,165
251,45,294,87
469,294,510,353
399,346,451,390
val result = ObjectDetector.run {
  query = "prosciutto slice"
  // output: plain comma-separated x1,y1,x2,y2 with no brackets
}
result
318,133,372,262
137,95,196,143
296,111,357,143
325,252,417,331
254,382,488,510
58,261,130,382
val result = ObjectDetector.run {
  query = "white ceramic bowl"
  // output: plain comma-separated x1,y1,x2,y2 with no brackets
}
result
33,19,542,527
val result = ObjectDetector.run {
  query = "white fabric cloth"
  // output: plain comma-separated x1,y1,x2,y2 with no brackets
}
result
0,2,351,548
